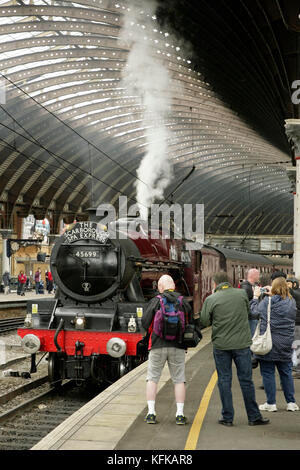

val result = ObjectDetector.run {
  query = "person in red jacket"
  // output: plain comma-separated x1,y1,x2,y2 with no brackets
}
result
47,270,53,294
18,270,27,296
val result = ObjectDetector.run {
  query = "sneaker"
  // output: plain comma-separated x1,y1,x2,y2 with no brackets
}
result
286,402,299,411
144,413,156,424
176,415,187,425
259,402,277,412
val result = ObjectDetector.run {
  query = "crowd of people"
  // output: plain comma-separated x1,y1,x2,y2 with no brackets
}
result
142,269,299,428
1,268,55,296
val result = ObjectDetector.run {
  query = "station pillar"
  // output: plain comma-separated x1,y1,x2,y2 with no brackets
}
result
0,229,13,276
285,119,300,278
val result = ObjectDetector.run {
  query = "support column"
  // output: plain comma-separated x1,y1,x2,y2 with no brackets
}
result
0,229,13,276
285,119,300,278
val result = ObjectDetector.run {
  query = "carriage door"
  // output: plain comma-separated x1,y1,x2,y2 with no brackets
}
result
193,251,202,313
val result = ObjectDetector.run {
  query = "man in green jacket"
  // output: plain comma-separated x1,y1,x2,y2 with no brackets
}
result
200,272,269,427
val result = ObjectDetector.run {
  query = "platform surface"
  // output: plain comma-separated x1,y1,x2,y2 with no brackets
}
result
31,328,300,451
0,292,55,303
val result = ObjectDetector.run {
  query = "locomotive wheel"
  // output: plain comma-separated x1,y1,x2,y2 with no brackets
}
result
118,358,127,378
48,352,62,388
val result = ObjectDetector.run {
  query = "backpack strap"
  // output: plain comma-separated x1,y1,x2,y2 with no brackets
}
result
156,294,166,313
177,296,189,325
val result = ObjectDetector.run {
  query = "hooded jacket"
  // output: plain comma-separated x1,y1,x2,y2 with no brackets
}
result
250,295,296,361
141,290,192,350
289,283,300,326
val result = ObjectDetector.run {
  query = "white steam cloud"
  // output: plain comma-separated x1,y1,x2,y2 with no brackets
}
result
120,1,173,219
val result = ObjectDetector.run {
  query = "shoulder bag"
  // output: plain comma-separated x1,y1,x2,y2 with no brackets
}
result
182,324,202,348
250,296,272,355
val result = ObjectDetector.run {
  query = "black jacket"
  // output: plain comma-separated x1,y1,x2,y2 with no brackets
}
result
290,288,300,325
141,290,192,350
240,280,254,301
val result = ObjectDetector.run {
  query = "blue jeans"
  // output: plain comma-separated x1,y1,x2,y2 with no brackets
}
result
259,360,295,405
213,347,262,422
249,319,258,337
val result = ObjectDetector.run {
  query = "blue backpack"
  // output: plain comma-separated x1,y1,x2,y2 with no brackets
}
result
153,294,185,342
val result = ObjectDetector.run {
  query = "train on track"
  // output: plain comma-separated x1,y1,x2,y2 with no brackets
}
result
18,215,293,385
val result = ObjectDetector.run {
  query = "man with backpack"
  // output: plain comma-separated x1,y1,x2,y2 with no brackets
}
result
141,274,194,425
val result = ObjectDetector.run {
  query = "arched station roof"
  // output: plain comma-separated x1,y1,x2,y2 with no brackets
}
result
0,0,298,235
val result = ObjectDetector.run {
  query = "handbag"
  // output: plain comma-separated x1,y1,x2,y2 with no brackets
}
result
182,324,202,348
250,296,272,355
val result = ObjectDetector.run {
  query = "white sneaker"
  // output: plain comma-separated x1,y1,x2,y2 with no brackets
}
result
259,402,277,412
286,402,299,411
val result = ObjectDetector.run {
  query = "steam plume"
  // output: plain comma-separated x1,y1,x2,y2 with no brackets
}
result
120,1,173,219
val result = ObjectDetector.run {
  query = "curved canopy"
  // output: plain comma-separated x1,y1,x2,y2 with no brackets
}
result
0,0,297,235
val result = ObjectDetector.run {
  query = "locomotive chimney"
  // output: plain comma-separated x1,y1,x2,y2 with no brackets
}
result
85,207,100,223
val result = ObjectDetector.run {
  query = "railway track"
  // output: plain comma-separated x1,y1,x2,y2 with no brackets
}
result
0,379,102,450
0,317,24,333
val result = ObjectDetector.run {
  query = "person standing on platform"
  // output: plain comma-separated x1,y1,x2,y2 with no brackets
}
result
34,268,41,294
2,271,10,295
240,269,260,334
240,268,261,369
141,274,193,425
45,270,49,292
47,270,53,294
251,277,298,412
17,270,27,296
200,271,269,427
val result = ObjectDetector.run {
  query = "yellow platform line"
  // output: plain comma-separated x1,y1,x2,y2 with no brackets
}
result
184,370,218,450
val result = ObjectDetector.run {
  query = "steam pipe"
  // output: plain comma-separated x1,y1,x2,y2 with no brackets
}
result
54,318,65,352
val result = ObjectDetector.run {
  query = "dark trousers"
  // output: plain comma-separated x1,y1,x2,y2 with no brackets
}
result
17,282,25,295
213,347,262,422
259,360,295,404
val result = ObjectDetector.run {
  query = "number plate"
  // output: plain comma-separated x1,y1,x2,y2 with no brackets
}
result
75,251,99,258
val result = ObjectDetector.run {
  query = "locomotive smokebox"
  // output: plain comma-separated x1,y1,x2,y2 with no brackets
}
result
50,220,141,303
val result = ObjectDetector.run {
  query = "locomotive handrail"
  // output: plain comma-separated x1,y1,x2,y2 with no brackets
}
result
54,318,65,352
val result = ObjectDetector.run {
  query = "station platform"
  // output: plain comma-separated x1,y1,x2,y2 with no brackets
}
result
0,292,55,302
0,292,55,310
32,328,300,451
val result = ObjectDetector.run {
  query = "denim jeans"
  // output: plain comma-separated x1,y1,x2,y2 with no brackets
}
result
259,360,295,405
213,347,262,422
249,319,258,337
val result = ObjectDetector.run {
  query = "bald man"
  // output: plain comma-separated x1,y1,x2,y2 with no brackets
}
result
240,269,260,302
141,274,193,425
240,269,260,367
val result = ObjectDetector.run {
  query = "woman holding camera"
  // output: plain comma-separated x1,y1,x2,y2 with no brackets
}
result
250,277,298,412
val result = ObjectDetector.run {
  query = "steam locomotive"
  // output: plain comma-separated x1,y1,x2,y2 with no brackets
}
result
17,216,293,385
